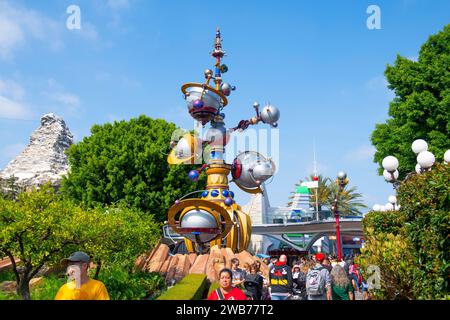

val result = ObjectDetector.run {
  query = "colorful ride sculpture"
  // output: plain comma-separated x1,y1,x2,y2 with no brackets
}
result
167,29,280,254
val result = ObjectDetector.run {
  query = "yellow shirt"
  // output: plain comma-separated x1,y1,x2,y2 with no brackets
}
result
55,279,110,300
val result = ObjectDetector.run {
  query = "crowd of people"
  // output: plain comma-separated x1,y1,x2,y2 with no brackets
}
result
208,253,370,301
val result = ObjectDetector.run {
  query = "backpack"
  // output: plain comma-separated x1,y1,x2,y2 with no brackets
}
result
215,288,225,300
306,267,326,296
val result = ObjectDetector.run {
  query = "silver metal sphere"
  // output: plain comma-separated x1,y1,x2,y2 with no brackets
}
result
232,151,276,189
220,82,232,96
252,161,275,181
253,101,260,109
260,104,280,125
180,209,219,243
204,69,213,78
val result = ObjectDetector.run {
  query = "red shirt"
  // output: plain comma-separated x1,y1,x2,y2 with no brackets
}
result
208,287,248,300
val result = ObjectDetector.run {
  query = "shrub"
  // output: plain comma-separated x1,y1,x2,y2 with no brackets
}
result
31,275,65,300
358,163,450,300
157,274,207,300
98,264,166,300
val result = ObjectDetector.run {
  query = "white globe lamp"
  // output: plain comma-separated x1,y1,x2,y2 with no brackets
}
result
444,150,450,164
388,195,397,204
382,156,399,172
417,151,435,169
411,139,428,154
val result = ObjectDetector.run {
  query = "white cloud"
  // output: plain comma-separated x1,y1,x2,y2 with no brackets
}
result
0,1,63,60
344,145,376,162
0,95,30,120
43,78,81,112
51,93,80,108
0,78,32,120
0,79,26,100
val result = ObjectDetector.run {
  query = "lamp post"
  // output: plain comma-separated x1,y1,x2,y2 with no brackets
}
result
332,171,348,261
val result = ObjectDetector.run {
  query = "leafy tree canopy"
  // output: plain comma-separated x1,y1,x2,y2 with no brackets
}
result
371,24,450,178
0,184,160,300
61,115,206,222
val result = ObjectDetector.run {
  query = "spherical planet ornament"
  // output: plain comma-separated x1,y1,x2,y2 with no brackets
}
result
180,209,219,243
220,64,228,73
382,156,399,172
188,170,199,181
201,191,209,198
444,149,450,164
193,99,204,109
383,169,399,182
204,69,213,78
411,139,428,154
220,83,232,96
385,203,394,211
224,197,233,206
388,195,397,204
222,190,230,197
220,112,225,119
417,151,435,169
415,163,422,174
260,104,280,126
372,204,381,211
210,189,219,197
229,191,235,198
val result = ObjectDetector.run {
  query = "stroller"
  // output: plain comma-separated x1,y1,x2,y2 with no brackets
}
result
243,279,263,300
290,274,307,300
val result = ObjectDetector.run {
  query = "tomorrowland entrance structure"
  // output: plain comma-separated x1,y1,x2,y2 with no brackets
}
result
163,29,363,257
166,29,280,254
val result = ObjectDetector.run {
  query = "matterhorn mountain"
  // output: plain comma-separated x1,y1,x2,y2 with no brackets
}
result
0,113,73,188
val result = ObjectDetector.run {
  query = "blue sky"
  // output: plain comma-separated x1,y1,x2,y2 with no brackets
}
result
0,0,449,210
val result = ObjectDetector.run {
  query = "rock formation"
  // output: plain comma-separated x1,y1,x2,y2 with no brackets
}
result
0,113,73,188
136,242,269,285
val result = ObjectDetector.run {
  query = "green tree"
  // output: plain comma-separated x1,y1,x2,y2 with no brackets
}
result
371,24,450,178
61,115,206,222
0,184,161,300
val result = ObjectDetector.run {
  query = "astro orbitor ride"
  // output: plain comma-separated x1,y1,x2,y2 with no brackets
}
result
167,29,280,254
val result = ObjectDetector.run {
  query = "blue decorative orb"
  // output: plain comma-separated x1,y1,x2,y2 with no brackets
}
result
201,191,209,198
224,197,233,206
222,190,229,197
220,112,225,119
211,189,219,197
193,99,204,109
188,170,199,181
229,191,235,198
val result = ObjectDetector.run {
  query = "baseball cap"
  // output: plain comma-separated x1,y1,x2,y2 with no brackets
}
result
315,253,326,262
62,251,90,264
